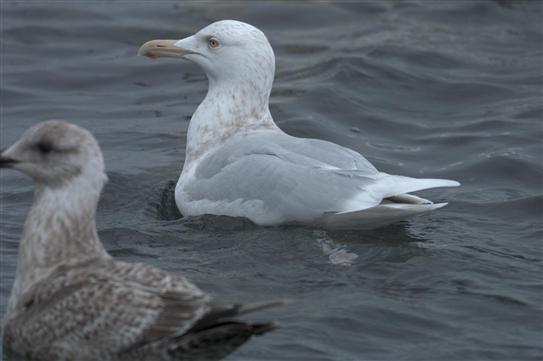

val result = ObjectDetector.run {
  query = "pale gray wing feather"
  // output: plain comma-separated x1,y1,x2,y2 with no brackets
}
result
187,132,383,223
196,131,378,178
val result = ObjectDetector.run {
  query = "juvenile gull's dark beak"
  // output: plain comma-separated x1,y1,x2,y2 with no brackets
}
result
0,150,18,168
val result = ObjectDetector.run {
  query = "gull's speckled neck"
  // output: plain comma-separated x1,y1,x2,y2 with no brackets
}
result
185,80,278,165
7,175,110,313
179,20,281,166
1,121,111,314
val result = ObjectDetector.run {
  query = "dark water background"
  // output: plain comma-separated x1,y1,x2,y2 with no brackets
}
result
1,1,542,360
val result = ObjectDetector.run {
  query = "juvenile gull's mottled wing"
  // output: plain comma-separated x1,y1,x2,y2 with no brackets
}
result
3,258,209,360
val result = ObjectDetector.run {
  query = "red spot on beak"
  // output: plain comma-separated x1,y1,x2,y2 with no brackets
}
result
146,52,157,59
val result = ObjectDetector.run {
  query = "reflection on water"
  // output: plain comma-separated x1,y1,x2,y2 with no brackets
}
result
313,230,359,266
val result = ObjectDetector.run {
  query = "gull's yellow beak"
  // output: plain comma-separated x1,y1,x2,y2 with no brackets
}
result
138,39,194,59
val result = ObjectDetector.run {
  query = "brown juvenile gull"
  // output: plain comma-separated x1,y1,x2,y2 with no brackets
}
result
138,20,460,230
0,121,280,361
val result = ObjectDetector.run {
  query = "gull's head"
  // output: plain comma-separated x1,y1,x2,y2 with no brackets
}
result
139,20,275,91
0,121,106,188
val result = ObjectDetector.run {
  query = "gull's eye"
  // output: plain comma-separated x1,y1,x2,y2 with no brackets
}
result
37,141,54,154
208,37,220,49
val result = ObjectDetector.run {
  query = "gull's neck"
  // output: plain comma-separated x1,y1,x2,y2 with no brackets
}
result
184,77,279,165
7,175,109,312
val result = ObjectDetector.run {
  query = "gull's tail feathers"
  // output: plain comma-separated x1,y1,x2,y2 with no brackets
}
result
328,174,459,229
322,201,449,230
188,299,288,333
166,300,285,361
167,321,279,361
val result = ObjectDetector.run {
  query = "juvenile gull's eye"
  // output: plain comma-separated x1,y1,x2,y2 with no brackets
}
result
208,37,220,49
37,141,54,154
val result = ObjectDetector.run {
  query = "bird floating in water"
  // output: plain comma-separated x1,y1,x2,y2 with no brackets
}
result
0,121,281,361
139,20,459,229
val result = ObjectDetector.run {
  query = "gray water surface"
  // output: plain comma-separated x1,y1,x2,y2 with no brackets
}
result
1,1,542,360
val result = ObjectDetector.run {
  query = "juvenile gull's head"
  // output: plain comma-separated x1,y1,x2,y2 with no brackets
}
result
139,20,275,96
0,120,106,187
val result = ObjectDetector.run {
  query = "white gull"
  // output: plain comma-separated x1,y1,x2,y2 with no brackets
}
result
139,20,460,229
0,121,280,361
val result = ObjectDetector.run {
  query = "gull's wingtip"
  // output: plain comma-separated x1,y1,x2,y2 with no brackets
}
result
430,202,449,210
252,320,280,335
433,179,460,188
238,299,292,316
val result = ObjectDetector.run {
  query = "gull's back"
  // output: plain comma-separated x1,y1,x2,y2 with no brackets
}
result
3,258,275,361
4,258,205,360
